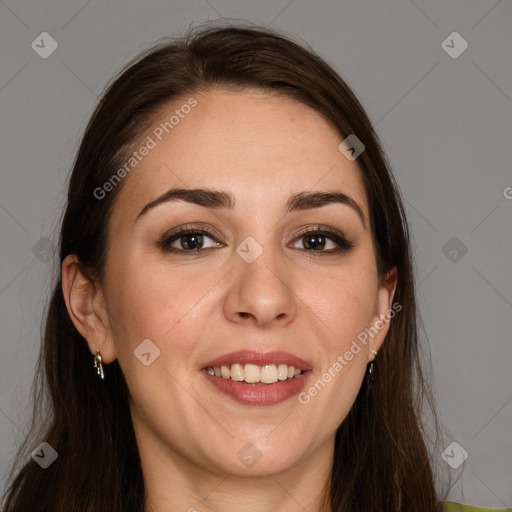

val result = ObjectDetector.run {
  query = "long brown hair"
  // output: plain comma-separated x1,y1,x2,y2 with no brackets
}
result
1,21,449,511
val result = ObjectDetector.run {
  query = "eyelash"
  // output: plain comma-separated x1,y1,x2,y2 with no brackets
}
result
158,224,355,257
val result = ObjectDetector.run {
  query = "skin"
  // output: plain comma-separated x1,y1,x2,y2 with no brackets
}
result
62,88,397,512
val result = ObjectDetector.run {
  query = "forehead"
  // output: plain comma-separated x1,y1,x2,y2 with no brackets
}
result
110,88,368,225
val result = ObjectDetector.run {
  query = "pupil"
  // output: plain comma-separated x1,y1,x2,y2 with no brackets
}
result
182,233,203,250
305,234,325,250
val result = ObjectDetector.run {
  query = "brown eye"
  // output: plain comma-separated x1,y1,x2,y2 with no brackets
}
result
291,227,354,254
159,228,222,255
300,233,331,251
174,232,205,251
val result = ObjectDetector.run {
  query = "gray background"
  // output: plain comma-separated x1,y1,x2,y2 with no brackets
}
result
1,0,511,507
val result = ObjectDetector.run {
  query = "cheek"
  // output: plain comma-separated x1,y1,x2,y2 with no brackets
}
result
295,265,377,415
298,280,373,433
106,258,216,340
104,256,229,384
301,265,378,350
104,261,215,418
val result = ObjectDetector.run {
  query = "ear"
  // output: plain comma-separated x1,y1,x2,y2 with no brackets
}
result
61,254,116,363
368,265,398,362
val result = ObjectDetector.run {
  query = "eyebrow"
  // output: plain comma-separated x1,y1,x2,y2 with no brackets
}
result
135,187,366,228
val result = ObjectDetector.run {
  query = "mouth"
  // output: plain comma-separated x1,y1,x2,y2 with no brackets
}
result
201,350,312,406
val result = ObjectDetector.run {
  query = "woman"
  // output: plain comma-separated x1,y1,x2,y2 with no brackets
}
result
1,22,499,512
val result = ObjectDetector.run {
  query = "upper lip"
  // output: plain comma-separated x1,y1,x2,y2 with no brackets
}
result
202,350,312,371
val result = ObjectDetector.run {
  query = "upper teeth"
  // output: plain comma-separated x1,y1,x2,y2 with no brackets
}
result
206,363,303,384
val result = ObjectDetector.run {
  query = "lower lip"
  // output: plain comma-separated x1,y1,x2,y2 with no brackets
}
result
202,369,311,406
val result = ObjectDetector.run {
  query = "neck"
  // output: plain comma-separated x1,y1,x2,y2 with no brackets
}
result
141,435,333,512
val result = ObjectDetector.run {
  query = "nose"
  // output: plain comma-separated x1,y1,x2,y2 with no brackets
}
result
223,245,298,328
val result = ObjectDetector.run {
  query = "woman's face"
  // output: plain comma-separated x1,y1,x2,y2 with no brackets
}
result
81,89,396,477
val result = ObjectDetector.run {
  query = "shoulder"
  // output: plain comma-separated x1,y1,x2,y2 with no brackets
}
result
443,502,511,512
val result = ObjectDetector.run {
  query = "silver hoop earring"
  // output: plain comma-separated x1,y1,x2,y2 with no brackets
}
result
93,350,104,380
367,350,378,389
